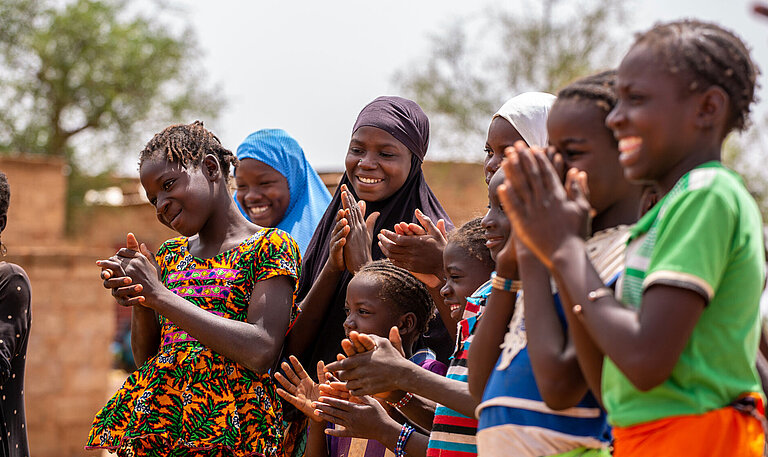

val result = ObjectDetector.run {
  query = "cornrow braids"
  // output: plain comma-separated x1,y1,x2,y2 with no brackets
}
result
634,19,758,133
139,121,238,183
357,259,434,334
0,172,9,220
446,217,493,270
557,70,618,113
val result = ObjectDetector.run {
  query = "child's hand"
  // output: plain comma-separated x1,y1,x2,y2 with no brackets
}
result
499,142,592,269
340,184,379,273
274,356,326,422
100,233,164,308
314,394,393,441
328,209,350,273
378,209,447,283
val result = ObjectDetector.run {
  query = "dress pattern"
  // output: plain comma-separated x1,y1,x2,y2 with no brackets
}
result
86,229,300,457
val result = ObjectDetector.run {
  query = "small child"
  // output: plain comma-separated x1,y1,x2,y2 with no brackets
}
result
499,20,765,457
86,121,300,456
276,259,440,457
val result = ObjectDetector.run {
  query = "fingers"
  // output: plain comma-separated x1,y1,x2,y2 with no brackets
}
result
355,333,378,352
126,233,140,251
288,355,310,379
103,276,133,289
316,360,326,383
280,359,303,386
516,144,547,206
116,248,141,259
388,326,405,357
274,372,297,395
111,283,144,299
415,209,444,240
139,243,159,268
340,338,357,358
365,212,380,238
118,296,146,307
436,219,448,237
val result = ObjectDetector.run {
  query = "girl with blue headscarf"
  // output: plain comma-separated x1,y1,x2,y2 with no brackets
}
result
235,129,332,254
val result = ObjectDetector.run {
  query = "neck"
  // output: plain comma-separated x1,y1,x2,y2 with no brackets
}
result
656,143,721,196
592,185,645,233
194,192,257,258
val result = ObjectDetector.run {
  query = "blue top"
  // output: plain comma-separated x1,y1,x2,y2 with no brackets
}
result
476,288,613,456
235,129,332,254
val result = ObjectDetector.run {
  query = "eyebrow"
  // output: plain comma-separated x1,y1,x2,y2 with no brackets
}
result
561,137,588,145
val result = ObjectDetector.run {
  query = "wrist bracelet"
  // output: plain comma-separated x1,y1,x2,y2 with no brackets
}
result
395,423,415,457
491,272,522,292
587,287,613,301
386,391,413,409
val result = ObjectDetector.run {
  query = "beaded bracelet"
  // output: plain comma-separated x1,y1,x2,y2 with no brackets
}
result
491,272,522,292
386,391,413,409
395,423,415,457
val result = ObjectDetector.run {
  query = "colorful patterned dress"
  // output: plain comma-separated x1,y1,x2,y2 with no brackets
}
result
86,229,300,457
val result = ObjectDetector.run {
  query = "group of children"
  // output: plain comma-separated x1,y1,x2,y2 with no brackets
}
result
84,19,765,457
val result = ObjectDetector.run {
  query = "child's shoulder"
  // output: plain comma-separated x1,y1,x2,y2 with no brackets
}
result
670,163,754,212
248,227,299,252
156,236,188,255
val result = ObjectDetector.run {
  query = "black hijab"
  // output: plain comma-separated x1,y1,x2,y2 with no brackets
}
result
298,96,454,366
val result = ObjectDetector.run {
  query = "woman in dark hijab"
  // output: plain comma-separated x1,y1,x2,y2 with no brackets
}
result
287,96,454,368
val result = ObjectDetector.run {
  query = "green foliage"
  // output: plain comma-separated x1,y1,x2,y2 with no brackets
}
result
395,0,629,158
0,0,223,233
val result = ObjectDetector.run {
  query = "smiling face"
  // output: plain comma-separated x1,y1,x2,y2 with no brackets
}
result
140,157,213,237
481,170,512,261
440,242,495,321
343,274,402,338
345,126,412,202
484,117,525,185
548,98,632,216
235,158,291,227
606,43,702,192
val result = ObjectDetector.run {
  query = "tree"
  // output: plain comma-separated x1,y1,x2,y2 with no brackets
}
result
395,0,629,159
0,0,223,232
723,115,768,221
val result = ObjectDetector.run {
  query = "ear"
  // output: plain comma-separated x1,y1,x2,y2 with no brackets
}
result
695,86,729,133
202,154,222,182
397,312,417,338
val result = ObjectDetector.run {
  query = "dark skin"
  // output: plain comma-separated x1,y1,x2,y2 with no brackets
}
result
378,209,448,282
97,155,294,373
439,242,495,339
498,54,731,391
466,170,518,402
235,158,291,227
515,100,642,409
484,117,526,185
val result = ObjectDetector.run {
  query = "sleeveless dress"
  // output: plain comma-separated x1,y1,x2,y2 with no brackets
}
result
86,229,300,457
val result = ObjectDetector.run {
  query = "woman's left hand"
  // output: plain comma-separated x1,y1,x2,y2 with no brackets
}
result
498,142,592,269
314,394,393,441
340,184,379,274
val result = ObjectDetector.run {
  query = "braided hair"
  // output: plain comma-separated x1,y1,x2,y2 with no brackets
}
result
140,121,238,183
446,217,493,270
356,259,434,334
557,70,617,114
633,20,758,133
0,172,9,222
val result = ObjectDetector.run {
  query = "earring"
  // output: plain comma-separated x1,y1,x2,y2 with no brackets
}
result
0,239,7,257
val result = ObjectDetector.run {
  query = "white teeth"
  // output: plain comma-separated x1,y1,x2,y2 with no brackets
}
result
618,137,642,153
358,176,383,184
450,304,461,311
248,206,269,215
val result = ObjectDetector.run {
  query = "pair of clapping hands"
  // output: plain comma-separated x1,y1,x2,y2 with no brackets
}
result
96,233,163,308
275,328,409,438
328,184,448,283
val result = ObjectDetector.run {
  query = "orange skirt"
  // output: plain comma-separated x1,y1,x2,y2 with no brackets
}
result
613,395,765,457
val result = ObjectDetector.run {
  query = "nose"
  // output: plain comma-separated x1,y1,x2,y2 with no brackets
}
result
605,102,624,133
343,314,355,332
155,195,170,217
243,186,264,203
481,208,494,230
440,281,451,298
357,153,377,170
484,154,501,183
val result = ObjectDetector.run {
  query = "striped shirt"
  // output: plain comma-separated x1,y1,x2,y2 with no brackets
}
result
427,280,492,457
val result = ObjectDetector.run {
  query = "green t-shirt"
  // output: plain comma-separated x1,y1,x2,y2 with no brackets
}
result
603,162,765,427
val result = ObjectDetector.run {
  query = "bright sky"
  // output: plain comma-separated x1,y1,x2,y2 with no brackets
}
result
177,0,768,172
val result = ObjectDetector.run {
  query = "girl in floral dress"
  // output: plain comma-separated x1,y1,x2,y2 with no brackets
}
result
86,121,300,457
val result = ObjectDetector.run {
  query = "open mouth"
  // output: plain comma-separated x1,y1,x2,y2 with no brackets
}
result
485,235,504,249
617,136,643,168
356,176,384,185
247,205,270,218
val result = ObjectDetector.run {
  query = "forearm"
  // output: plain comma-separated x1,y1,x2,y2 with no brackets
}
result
131,306,161,368
399,368,477,418
387,392,436,431
151,290,285,373
286,260,343,356
549,237,675,391
372,417,428,457
305,420,329,457
467,285,517,402
520,254,587,409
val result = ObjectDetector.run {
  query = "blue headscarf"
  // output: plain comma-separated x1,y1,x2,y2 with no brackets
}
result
235,129,332,254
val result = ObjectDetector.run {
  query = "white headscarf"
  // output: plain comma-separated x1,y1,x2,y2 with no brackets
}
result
491,92,557,148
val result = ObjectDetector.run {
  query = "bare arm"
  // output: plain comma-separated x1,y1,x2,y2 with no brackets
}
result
130,306,161,368
518,251,587,410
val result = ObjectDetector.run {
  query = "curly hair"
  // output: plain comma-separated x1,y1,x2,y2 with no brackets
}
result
356,259,434,334
557,70,617,114
0,172,9,221
633,19,758,133
140,121,237,183
446,217,493,270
